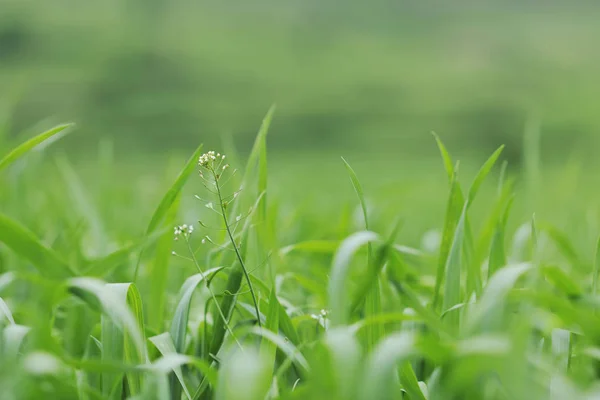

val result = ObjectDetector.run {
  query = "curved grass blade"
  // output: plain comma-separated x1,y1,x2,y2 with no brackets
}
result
443,204,467,334
68,279,147,398
328,231,380,327
432,163,462,311
488,196,515,279
247,326,309,372
432,132,454,181
465,263,531,334
170,268,223,354
358,333,416,400
145,144,204,234
56,155,107,256
324,328,362,400
0,123,74,171
592,236,600,295
149,333,192,400
215,347,271,400
133,144,204,281
0,212,76,279
467,145,505,207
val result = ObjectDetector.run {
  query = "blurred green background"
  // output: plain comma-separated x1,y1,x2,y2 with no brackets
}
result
2,0,600,238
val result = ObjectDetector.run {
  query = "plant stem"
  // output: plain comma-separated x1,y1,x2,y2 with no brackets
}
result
213,168,262,328
185,238,242,350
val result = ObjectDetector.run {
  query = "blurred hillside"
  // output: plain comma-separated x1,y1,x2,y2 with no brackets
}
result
1,0,600,164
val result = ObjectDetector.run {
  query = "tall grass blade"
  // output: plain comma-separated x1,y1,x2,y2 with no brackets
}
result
328,231,379,327
0,123,74,172
0,212,76,278
149,332,192,400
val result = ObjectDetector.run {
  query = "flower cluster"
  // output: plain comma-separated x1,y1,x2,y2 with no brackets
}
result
174,223,194,240
198,151,225,169
310,308,329,330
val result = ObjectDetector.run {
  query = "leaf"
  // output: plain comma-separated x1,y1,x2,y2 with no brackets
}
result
488,196,515,279
432,163,463,311
443,203,467,333
0,123,74,172
215,347,271,400
328,231,380,327
465,263,531,334
248,326,309,373
84,228,166,277
260,288,280,378
399,362,427,400
542,265,583,297
68,279,147,398
467,145,505,207
324,327,362,400
149,333,192,400
148,194,181,331
341,157,369,230
3,324,30,359
358,333,416,400
0,297,15,324
170,268,224,355
0,212,76,279
146,144,204,234
592,236,600,295
56,155,107,256
279,240,339,257
432,132,454,181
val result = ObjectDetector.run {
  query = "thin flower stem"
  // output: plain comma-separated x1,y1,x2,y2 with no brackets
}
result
212,167,263,328
185,238,243,350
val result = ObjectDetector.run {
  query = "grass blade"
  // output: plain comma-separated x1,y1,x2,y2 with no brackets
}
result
0,123,74,172
149,332,192,400
0,212,76,278
443,204,467,334
467,145,505,206
432,163,463,311
328,231,380,327
145,144,204,234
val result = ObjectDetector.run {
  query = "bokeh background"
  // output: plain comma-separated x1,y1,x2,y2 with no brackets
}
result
2,0,600,241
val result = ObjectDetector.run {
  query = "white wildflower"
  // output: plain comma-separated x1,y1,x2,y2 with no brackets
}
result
174,223,195,239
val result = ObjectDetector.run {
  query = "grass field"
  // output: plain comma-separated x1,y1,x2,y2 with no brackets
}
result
2,110,600,400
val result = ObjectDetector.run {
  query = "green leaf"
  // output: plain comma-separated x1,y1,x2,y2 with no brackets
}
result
148,194,181,331
0,212,76,279
328,231,380,327
592,235,600,295
467,145,505,206
323,328,362,400
260,288,280,378
542,265,583,297
68,279,147,398
56,155,107,256
432,132,454,181
465,263,531,334
0,123,74,172
488,196,515,279
358,333,416,400
146,144,204,234
215,347,271,400
443,204,467,333
432,164,463,311
149,332,192,400
341,157,369,230
399,362,427,400
170,268,223,355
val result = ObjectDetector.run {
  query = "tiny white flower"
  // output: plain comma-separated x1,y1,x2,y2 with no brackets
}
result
205,202,213,209
236,214,242,222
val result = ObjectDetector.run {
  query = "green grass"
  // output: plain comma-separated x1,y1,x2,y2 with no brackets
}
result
3,113,600,400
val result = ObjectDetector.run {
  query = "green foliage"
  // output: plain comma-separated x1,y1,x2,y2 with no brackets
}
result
3,116,600,400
